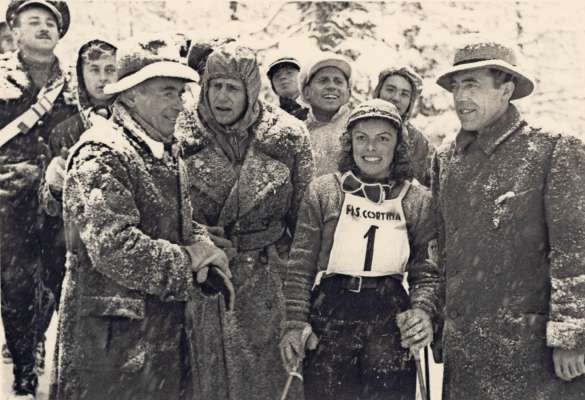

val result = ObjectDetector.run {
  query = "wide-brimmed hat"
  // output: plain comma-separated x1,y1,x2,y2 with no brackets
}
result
347,98,402,129
300,53,352,91
267,56,301,79
436,41,534,100
104,43,197,95
6,0,70,37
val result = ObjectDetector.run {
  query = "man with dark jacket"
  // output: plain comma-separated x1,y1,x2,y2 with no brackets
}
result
0,1,75,397
433,39,585,399
267,56,308,121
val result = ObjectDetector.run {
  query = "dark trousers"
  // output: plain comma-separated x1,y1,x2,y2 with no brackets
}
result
303,276,416,400
1,198,65,389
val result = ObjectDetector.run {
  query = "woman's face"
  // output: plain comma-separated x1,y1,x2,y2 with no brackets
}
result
351,118,398,180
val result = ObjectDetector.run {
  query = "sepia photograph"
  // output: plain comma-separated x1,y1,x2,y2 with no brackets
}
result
1,0,584,399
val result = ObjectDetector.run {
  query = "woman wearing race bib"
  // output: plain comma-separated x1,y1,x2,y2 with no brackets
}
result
281,98,440,400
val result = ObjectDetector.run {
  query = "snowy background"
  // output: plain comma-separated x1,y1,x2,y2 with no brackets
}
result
1,0,585,398
2,0,585,145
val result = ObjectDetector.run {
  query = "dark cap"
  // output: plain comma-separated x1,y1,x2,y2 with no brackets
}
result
6,0,70,37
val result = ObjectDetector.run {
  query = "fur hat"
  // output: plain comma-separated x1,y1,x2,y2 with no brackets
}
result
104,41,197,95
436,40,534,100
6,0,70,37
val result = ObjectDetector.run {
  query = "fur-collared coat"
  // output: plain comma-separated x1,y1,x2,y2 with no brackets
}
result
51,103,210,400
176,100,314,400
432,105,585,400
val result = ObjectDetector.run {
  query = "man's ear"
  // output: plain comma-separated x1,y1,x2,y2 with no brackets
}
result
501,80,515,102
120,87,138,108
302,85,311,104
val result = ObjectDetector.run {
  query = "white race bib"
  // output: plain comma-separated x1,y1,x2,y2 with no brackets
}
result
326,182,411,277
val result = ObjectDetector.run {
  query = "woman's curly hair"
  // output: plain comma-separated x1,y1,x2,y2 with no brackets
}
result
337,117,414,184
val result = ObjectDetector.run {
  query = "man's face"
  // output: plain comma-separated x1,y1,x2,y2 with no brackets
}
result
132,77,186,140
82,55,117,102
303,66,350,115
450,68,512,131
271,65,300,99
0,28,16,53
378,74,412,117
12,7,59,53
208,77,247,126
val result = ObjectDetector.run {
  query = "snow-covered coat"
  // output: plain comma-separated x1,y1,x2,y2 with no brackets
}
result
284,172,440,327
432,104,585,399
40,39,116,216
52,102,208,400
373,67,435,186
0,51,76,338
176,45,314,400
305,103,351,177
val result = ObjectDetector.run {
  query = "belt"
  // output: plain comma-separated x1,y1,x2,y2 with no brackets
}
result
323,274,401,294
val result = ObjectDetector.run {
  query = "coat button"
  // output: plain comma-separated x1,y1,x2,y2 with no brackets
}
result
494,265,502,274
448,309,459,319
37,120,44,127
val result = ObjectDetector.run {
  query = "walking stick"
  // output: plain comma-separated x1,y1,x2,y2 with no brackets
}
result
424,346,431,400
279,325,312,400
413,349,428,400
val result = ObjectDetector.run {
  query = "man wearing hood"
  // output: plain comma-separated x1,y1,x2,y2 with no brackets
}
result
52,43,231,400
38,39,117,335
0,1,75,397
301,53,352,176
176,43,314,399
433,40,585,399
373,66,435,187
266,56,309,121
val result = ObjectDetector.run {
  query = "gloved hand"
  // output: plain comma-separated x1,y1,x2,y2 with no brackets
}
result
204,225,237,260
280,323,319,372
184,240,231,278
397,308,433,354
45,155,67,194
553,348,585,381
199,266,236,311
0,157,41,201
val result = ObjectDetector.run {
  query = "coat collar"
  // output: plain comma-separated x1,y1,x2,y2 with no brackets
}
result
0,51,75,104
305,103,352,131
112,102,165,159
176,101,293,225
455,104,526,156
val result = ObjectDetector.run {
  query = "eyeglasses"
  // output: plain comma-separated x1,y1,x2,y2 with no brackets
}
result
340,171,394,205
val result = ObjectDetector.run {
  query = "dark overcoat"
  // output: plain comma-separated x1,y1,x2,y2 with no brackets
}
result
432,105,585,399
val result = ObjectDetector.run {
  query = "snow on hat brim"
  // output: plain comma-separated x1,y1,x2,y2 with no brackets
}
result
347,99,402,129
436,59,534,100
104,61,198,95
8,0,69,37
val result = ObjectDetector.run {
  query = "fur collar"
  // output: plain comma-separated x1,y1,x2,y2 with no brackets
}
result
0,51,76,104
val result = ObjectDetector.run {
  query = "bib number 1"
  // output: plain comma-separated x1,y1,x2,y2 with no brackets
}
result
363,225,379,271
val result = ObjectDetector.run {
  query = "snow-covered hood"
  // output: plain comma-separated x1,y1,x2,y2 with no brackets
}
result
75,39,116,110
198,44,261,138
372,66,423,121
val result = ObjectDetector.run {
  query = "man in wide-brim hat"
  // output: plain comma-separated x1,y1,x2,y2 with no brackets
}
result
432,39,585,399
51,44,232,400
